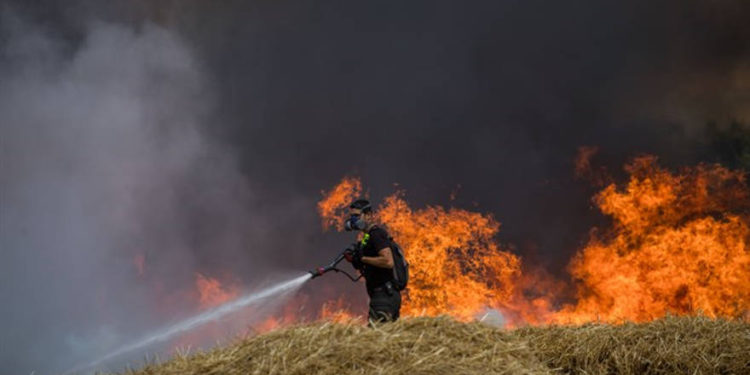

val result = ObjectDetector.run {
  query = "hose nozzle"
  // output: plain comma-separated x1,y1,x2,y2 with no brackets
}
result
309,266,332,279
308,251,361,282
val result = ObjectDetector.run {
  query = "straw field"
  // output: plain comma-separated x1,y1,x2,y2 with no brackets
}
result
123,316,749,375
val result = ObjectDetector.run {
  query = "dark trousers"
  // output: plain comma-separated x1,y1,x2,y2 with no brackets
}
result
367,283,401,323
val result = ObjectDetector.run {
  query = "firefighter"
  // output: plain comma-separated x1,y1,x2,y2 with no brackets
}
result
343,199,401,322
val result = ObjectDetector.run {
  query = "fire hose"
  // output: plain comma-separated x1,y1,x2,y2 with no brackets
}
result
308,248,363,282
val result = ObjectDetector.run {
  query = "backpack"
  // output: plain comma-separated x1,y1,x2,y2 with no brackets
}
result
388,237,409,291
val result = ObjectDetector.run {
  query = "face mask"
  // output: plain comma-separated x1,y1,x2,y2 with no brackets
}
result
344,214,366,231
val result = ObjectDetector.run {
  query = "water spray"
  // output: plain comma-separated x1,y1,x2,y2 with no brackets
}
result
70,249,360,374
69,274,312,374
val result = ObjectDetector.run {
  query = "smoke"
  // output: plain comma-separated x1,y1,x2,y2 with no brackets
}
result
174,0,750,268
73,273,311,374
2,0,749,373
0,12,288,374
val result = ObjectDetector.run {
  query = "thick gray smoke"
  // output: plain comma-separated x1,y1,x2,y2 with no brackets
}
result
0,14,292,374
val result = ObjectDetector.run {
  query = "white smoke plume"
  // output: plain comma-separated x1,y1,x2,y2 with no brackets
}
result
0,13,272,374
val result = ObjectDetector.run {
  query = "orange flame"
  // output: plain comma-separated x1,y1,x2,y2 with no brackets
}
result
318,184,531,322
194,273,239,309
554,156,750,323
317,177,363,231
161,154,750,352
320,298,358,323
377,193,523,321
317,157,750,325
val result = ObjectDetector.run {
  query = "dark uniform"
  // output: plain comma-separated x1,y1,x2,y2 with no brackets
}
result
359,226,401,322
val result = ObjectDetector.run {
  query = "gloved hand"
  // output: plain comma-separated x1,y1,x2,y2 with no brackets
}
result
343,243,364,270
343,243,356,262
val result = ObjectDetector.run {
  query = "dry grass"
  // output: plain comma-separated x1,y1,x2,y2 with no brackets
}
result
121,316,749,375
514,315,750,375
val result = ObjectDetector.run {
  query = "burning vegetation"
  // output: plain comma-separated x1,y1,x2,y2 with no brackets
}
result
115,154,749,373
194,273,239,309
315,155,750,325
557,156,750,323
177,154,748,331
